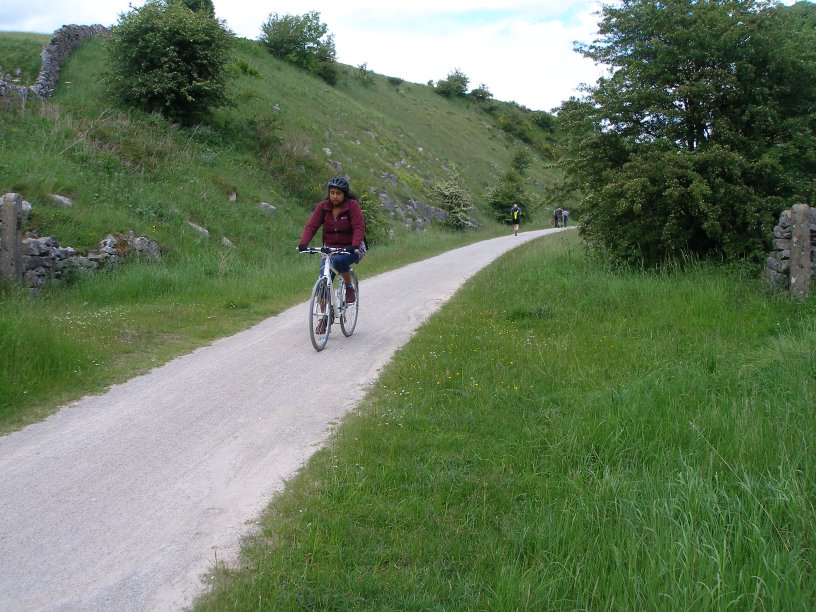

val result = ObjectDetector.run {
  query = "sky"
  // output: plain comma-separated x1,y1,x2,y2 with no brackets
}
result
0,0,802,112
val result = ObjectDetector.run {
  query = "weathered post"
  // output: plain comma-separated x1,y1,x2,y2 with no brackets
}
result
789,204,812,299
1,193,24,283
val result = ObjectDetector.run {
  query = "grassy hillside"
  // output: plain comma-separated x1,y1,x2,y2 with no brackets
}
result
0,33,557,431
0,32,48,84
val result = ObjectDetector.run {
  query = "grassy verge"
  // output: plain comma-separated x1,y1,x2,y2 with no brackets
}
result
196,232,816,609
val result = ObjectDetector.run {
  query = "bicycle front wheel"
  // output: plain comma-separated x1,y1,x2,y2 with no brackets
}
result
340,271,358,337
309,277,331,351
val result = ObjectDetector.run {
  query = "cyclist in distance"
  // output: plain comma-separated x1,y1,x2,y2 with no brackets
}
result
298,176,366,304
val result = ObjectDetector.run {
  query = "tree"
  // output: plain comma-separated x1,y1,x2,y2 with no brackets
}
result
431,166,474,231
554,0,816,266
434,69,469,98
178,0,214,14
486,168,534,224
106,0,233,124
259,11,337,83
485,148,541,223
470,83,493,102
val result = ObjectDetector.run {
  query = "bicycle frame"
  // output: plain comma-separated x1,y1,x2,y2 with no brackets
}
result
301,246,358,350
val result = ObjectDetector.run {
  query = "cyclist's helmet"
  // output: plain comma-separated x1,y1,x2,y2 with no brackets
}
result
327,176,350,197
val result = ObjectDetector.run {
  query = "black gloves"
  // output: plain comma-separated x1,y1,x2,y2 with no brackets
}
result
298,244,307,252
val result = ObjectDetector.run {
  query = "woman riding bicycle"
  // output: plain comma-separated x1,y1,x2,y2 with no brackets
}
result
298,176,365,305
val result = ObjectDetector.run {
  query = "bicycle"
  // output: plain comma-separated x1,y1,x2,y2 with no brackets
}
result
300,246,359,351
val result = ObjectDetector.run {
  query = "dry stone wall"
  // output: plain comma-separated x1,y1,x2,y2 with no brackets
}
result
2,193,160,292
0,24,109,101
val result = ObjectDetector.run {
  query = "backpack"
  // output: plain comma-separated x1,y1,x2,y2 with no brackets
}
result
357,237,368,260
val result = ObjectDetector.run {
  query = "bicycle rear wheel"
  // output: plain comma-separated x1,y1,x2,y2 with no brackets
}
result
340,271,358,337
309,277,331,351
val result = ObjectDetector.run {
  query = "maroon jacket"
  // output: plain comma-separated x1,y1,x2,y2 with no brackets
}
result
299,198,366,249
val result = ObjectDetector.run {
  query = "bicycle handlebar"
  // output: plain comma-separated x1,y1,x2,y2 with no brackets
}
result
299,246,354,255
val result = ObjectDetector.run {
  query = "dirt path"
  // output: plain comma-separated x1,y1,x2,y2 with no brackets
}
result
0,229,564,611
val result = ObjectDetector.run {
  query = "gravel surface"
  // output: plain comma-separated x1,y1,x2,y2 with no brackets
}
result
0,229,563,611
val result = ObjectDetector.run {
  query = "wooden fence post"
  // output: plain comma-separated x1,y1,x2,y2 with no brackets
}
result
1,193,24,283
789,203,812,299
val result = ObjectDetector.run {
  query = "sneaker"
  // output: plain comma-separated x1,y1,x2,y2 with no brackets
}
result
315,318,327,334
345,286,356,303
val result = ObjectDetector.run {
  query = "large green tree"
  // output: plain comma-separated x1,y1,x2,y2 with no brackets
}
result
259,11,338,84
555,0,816,265
106,0,233,124
178,0,214,14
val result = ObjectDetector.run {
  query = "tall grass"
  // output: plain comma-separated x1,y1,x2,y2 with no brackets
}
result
197,232,816,609
0,32,49,84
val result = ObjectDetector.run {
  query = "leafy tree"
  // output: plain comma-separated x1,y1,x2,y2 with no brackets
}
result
259,11,337,83
431,166,474,231
510,148,532,174
555,0,816,266
106,0,233,124
530,111,555,132
434,69,469,98
357,192,391,246
178,0,214,14
486,147,544,223
486,168,533,223
470,83,493,102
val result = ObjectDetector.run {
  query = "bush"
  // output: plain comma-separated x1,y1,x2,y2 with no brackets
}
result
434,69,469,98
357,192,390,246
355,63,375,87
106,0,234,125
469,83,493,102
431,166,473,231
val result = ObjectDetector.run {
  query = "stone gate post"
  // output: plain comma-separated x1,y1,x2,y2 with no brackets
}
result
789,204,812,299
1,193,24,283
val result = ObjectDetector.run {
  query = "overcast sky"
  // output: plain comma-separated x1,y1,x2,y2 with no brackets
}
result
0,0,802,112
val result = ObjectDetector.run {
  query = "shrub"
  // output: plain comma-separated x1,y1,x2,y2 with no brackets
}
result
106,0,234,125
431,166,473,231
434,69,469,98
355,63,375,87
469,83,492,102
232,58,260,78
357,192,390,246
